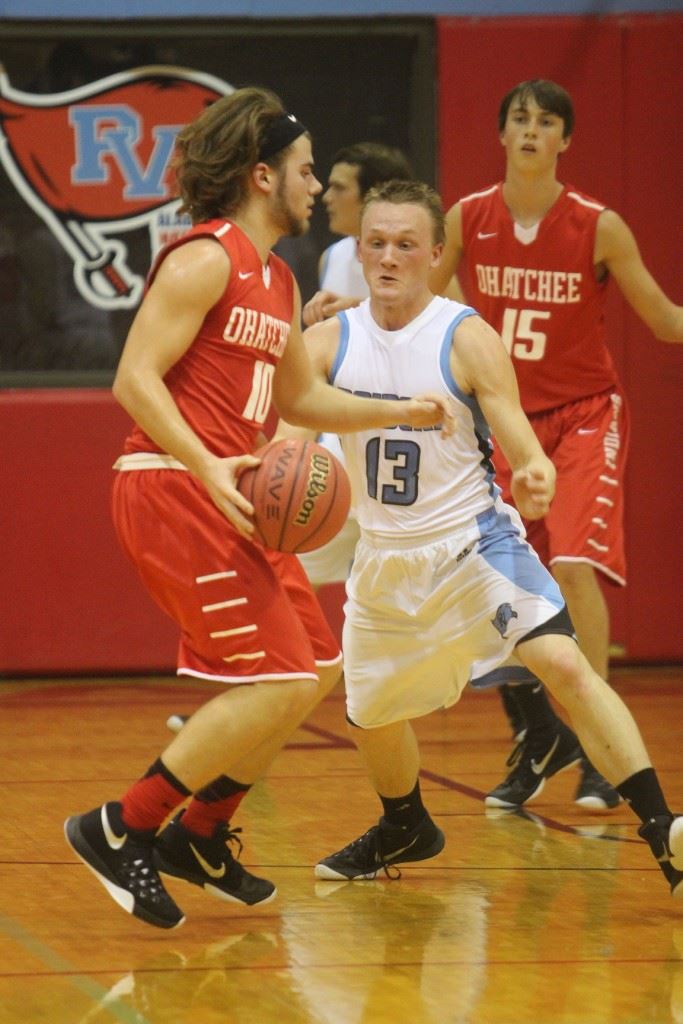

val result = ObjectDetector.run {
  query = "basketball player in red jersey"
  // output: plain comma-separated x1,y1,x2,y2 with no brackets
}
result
430,80,683,811
63,87,454,930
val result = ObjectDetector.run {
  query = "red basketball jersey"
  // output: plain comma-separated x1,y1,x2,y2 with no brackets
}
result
459,183,619,413
124,219,294,457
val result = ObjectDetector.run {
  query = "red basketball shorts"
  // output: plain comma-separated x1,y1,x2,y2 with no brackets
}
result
492,389,629,586
112,468,341,683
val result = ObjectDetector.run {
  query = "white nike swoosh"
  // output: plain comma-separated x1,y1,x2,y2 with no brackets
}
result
101,805,127,850
577,428,598,435
190,842,226,879
380,834,420,863
238,271,253,280
531,735,560,775
477,231,497,239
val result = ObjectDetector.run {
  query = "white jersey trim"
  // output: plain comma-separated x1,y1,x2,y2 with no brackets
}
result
113,452,188,471
566,191,606,212
459,183,499,204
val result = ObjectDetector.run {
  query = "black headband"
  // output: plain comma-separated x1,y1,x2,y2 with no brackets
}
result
258,112,308,162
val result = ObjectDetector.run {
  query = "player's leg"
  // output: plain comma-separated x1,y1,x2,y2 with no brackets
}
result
153,553,345,904
315,718,444,881
487,401,621,809
515,631,682,894
315,534,478,881
547,389,629,804
549,560,619,806
551,561,609,677
489,440,572,755
65,472,328,925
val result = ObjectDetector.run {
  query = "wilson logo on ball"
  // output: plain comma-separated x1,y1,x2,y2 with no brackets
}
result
294,453,331,526
237,438,351,553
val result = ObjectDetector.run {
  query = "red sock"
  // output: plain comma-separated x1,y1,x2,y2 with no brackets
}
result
120,758,191,832
181,775,250,837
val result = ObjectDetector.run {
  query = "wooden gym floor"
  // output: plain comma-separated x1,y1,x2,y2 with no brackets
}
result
0,666,681,1024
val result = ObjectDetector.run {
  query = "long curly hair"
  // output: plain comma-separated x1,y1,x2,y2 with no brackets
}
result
173,86,288,223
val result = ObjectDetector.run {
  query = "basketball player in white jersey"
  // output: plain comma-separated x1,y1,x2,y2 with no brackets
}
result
293,139,619,815
305,179,682,895
298,143,415,586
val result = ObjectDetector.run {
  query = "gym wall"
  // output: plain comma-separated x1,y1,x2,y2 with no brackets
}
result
1,12,681,673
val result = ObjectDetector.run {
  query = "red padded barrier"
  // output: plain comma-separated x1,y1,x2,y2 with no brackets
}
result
0,390,177,674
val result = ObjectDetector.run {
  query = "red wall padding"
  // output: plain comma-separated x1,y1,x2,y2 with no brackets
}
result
0,390,178,674
437,14,683,660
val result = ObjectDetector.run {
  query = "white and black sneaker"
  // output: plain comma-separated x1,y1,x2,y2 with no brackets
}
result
153,812,276,906
639,815,683,897
64,802,185,929
315,814,445,881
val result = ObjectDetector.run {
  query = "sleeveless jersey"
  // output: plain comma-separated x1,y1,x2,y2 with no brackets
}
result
331,296,497,541
319,235,368,299
124,219,294,458
459,183,619,413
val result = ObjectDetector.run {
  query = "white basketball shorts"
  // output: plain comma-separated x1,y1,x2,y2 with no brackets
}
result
342,505,567,728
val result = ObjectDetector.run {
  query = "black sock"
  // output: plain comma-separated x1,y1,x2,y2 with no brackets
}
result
617,767,672,824
380,781,426,831
511,681,562,735
500,683,524,727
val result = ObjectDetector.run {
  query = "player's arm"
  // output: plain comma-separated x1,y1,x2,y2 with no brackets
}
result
429,201,465,297
112,239,259,536
302,243,363,326
451,315,555,519
274,295,456,436
272,315,336,443
302,289,362,326
596,209,683,343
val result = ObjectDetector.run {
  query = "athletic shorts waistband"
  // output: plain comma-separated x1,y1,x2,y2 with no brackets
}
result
113,452,189,471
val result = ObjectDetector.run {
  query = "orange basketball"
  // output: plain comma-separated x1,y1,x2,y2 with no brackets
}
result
238,438,351,554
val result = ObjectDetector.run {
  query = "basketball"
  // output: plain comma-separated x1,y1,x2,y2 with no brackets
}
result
238,438,351,554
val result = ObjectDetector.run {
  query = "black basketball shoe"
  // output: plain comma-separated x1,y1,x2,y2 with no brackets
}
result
64,802,184,929
315,814,445,881
485,723,582,808
153,812,276,906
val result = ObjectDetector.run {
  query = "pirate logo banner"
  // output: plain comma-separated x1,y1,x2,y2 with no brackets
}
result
0,64,233,310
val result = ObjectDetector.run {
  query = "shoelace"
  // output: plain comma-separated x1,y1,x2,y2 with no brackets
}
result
216,824,244,860
342,826,402,879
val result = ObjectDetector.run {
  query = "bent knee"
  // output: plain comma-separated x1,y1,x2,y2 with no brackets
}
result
519,635,592,694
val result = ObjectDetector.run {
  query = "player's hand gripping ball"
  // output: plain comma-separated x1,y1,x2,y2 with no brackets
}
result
238,438,351,553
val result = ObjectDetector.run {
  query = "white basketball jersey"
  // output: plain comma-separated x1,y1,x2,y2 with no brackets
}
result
319,236,368,299
332,296,498,541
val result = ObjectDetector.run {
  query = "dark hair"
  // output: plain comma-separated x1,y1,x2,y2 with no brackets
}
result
331,142,414,199
498,79,575,139
361,179,445,245
174,86,301,223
